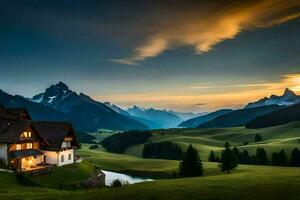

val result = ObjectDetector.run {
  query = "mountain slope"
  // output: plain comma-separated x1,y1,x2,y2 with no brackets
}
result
23,82,148,131
197,105,283,128
179,109,234,128
245,88,300,109
246,103,300,129
0,89,69,121
127,106,183,129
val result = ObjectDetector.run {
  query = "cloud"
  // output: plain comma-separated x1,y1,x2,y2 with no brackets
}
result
111,0,300,65
93,72,300,111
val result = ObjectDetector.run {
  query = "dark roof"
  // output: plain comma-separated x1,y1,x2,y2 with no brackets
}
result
0,104,5,117
0,119,32,143
33,121,79,151
3,108,31,120
9,149,43,159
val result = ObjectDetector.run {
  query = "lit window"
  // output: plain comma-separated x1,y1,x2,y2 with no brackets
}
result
68,153,71,160
22,131,31,138
26,143,33,149
16,144,21,150
61,155,64,162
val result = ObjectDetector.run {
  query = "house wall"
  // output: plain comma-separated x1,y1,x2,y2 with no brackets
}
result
0,143,8,165
20,155,43,170
43,151,58,165
8,141,39,152
58,149,74,166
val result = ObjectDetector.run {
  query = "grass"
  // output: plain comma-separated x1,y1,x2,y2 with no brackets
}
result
124,121,300,160
1,163,300,200
1,122,300,199
32,160,95,187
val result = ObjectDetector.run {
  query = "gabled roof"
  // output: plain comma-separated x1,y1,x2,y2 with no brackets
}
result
33,121,79,151
0,119,32,143
0,104,31,120
3,108,31,120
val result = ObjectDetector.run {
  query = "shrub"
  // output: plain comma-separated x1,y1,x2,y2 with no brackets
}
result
101,130,152,153
89,144,99,149
142,142,183,160
254,134,263,142
111,179,123,188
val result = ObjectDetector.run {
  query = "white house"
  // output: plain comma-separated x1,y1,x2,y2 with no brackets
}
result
0,104,79,173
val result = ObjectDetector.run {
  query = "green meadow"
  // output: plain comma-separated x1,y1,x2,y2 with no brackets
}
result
1,122,300,199
125,121,300,160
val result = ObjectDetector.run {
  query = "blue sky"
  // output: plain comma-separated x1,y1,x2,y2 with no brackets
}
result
0,0,299,112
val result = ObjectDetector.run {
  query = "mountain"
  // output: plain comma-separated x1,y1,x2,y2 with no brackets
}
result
246,103,300,129
104,102,131,117
27,82,149,131
127,106,183,129
0,89,69,121
179,109,234,128
197,105,283,128
167,111,205,121
245,88,300,109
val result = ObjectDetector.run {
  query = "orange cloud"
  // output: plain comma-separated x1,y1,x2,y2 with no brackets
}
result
112,0,300,65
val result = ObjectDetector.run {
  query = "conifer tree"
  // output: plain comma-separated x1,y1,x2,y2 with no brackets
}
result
254,134,263,142
255,148,268,165
208,150,216,162
179,145,203,177
290,148,300,167
219,142,238,174
240,149,251,164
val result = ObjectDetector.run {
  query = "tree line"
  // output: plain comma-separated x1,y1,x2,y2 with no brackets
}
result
101,130,153,153
143,141,183,160
209,147,300,167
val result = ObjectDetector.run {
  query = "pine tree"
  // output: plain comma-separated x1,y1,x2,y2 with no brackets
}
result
240,149,251,164
208,150,216,162
278,150,287,166
255,148,268,165
232,147,241,163
219,142,238,174
290,148,300,167
254,134,263,142
179,145,203,177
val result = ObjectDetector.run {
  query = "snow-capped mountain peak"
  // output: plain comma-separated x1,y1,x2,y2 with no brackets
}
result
245,88,300,109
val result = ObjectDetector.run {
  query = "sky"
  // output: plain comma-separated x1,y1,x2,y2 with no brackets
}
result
0,0,300,112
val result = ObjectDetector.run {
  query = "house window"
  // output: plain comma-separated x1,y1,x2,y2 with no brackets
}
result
42,155,46,163
22,131,31,138
16,144,21,150
68,153,71,160
26,143,33,149
61,155,64,162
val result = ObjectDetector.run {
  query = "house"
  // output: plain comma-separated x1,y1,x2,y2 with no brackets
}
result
0,104,79,173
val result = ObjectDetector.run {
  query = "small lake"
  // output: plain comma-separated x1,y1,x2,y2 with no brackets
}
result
102,170,153,186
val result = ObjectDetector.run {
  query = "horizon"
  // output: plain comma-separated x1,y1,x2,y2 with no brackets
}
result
1,0,300,112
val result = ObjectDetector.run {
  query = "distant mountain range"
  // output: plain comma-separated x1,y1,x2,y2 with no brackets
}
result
245,88,300,109
0,82,148,132
1,83,299,131
179,109,233,128
178,88,300,129
197,105,283,128
127,106,184,129
246,102,300,129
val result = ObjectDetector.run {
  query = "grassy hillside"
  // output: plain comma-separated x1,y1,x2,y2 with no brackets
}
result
124,121,300,160
33,160,95,187
1,158,300,200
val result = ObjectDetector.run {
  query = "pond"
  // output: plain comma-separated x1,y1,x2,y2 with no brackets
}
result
102,170,153,186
